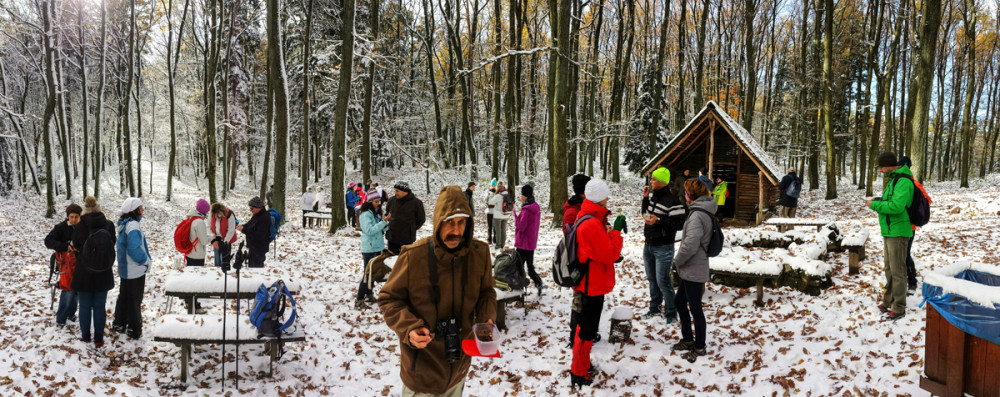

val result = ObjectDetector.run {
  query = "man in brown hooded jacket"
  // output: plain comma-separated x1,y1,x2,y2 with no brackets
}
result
378,185,497,396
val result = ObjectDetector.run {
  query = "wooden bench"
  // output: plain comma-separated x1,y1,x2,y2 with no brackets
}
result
303,212,332,227
709,269,780,307
164,272,299,314
494,289,526,331
763,217,836,233
841,228,870,275
153,314,306,382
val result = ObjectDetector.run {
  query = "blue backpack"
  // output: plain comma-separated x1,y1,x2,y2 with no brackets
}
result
267,208,282,242
249,280,297,340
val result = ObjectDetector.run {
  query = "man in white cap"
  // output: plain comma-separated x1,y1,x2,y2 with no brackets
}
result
379,185,496,396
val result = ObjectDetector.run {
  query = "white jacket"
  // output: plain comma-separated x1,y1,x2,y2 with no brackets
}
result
186,210,212,260
488,190,510,219
301,191,317,211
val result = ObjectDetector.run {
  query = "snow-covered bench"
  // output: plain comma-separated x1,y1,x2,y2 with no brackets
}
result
708,256,783,307
841,228,870,274
153,314,306,382
164,272,299,314
303,212,332,227
763,217,836,233
495,288,526,331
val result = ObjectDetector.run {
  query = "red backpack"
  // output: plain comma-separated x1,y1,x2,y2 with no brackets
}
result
174,217,199,256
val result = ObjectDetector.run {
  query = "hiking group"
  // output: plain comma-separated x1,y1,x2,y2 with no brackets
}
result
45,194,282,347
41,153,929,394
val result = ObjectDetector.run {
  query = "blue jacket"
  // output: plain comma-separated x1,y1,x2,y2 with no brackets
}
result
359,209,388,253
116,217,150,279
346,190,359,208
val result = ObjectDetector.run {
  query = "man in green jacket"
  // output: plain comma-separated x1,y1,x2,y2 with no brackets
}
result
867,152,914,321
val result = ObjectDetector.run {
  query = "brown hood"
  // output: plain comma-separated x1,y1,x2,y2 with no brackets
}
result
432,186,474,248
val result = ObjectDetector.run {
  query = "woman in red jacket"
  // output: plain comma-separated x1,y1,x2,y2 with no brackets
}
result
570,179,624,389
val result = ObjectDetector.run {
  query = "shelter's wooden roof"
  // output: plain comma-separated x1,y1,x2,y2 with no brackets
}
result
642,101,783,185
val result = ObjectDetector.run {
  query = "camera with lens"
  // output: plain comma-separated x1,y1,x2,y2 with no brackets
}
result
436,318,462,363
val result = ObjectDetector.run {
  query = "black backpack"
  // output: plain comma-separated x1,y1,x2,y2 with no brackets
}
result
493,249,529,290
688,208,724,257
82,226,116,274
552,215,595,287
891,175,930,227
786,178,802,199
502,192,514,213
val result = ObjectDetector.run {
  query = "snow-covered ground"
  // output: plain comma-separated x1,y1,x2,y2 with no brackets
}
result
3,163,999,396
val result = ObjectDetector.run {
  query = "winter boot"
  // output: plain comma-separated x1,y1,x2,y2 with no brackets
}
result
681,347,707,363
570,373,593,390
672,339,696,351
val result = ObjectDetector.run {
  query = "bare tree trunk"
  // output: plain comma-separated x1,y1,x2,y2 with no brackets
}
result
908,0,943,181
94,0,107,199
958,0,976,188
328,0,354,232
822,0,836,199
361,0,376,184
741,0,759,133
547,0,572,224
300,0,315,192
650,0,669,156
676,0,687,130
41,0,58,217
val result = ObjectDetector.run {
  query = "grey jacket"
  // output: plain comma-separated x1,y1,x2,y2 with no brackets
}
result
673,196,717,283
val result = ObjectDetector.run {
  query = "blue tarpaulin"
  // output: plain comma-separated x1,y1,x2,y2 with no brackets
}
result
920,269,1000,346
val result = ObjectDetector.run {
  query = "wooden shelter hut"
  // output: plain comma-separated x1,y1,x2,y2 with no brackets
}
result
642,101,783,224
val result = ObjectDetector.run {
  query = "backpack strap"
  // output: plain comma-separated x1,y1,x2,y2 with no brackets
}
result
277,284,297,332
688,208,715,254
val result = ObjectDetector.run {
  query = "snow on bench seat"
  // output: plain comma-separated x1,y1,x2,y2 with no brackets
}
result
841,228,870,274
164,272,300,294
710,247,783,276
153,314,261,342
763,217,835,226
494,288,526,331
841,228,870,247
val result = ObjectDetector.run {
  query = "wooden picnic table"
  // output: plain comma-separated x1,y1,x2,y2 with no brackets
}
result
163,271,299,314
303,211,332,227
495,288,526,330
153,314,306,382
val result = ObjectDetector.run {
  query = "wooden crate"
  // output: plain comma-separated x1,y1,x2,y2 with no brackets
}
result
921,305,1000,397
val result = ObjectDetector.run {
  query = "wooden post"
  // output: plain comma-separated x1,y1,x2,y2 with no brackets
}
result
180,343,190,382
708,118,715,176
849,251,860,274
755,278,765,307
757,171,765,225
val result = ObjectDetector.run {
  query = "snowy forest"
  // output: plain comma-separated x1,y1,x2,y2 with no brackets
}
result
4,0,1000,395
0,0,998,221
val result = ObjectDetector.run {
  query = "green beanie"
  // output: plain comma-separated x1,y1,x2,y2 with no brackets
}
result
651,167,671,184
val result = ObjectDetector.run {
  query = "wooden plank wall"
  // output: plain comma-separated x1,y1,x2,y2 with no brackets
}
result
921,305,1000,397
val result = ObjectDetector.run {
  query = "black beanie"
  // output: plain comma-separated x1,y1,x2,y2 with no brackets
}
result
571,174,591,196
877,152,898,168
521,184,534,199
898,156,912,168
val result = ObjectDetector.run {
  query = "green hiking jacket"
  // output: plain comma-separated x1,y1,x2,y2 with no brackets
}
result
871,165,915,238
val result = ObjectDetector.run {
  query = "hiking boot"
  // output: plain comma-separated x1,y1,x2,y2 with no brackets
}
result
354,300,367,310
664,314,678,324
878,304,888,314
570,373,592,390
672,339,696,352
593,334,601,343
80,337,91,343
68,315,77,322
126,331,141,340
112,324,126,334
882,311,905,321
195,307,208,315
642,311,662,320
94,340,104,348
682,348,707,363
364,294,377,304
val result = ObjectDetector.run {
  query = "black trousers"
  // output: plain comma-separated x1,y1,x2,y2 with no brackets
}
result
184,258,205,310
357,251,380,301
346,205,357,227
113,276,146,337
577,294,605,341
387,241,404,256
516,249,543,289
675,279,706,349
905,235,917,286
487,213,495,244
248,249,266,268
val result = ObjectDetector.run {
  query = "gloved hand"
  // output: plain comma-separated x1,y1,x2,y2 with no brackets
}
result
613,215,626,231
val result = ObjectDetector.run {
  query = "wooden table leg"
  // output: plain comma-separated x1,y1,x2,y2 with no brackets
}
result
180,343,190,383
496,302,508,331
754,279,765,307
269,341,277,377
849,251,859,275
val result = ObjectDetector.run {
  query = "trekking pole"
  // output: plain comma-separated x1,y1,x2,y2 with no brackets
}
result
232,242,245,389
220,242,231,390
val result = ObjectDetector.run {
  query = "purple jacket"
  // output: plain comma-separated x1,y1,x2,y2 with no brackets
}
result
514,201,541,251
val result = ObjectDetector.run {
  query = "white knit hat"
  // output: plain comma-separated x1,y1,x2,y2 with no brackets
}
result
118,197,143,216
584,179,610,203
